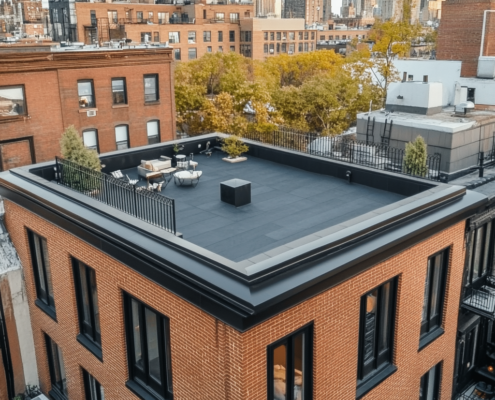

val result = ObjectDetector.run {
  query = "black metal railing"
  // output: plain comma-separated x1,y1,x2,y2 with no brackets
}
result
462,285,495,317
55,157,176,235
241,127,442,181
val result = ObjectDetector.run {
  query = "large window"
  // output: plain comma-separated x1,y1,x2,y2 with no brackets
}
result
107,10,117,23
188,48,197,60
158,12,168,24
357,278,397,396
230,12,239,22
27,230,56,318
144,75,158,102
115,125,129,150
73,259,101,358
83,130,98,152
83,369,105,400
215,12,224,21
136,11,143,22
421,249,449,342
147,120,160,145
267,324,313,400
419,362,441,400
466,221,493,286
168,32,179,44
0,85,26,118
241,31,251,42
203,30,211,42
45,334,68,399
124,294,173,399
111,78,126,105
78,80,95,108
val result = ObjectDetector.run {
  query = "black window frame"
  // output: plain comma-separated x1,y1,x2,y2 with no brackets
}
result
229,30,235,42
78,79,96,108
419,362,442,400
357,277,398,398
267,323,313,400
123,293,173,400
45,334,68,400
203,30,211,42
115,124,130,150
72,258,102,359
467,88,476,103
82,129,99,153
83,368,105,400
0,84,28,119
420,248,449,348
144,74,159,103
218,30,223,42
174,48,181,60
111,77,127,105
27,229,56,320
465,221,493,288
147,120,161,145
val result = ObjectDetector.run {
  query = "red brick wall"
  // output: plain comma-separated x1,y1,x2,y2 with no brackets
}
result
437,0,495,77
4,198,467,400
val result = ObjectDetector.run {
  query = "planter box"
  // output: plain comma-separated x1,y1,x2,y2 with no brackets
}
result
222,157,247,163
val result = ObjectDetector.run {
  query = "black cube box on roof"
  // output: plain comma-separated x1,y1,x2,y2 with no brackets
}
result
220,179,251,207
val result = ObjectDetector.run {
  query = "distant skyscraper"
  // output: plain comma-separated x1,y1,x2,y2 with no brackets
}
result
282,0,306,19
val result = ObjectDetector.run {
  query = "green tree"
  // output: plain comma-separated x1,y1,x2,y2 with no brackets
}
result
60,125,101,171
221,135,249,158
404,135,428,177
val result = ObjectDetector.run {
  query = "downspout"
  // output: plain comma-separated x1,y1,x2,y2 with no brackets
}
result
480,10,495,57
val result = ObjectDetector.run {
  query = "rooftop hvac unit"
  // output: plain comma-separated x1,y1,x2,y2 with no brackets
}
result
87,110,97,117
477,56,495,79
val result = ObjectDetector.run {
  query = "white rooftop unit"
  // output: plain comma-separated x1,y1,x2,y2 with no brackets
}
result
477,56,495,79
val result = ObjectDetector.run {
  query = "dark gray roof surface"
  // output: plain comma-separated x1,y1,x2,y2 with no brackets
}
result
124,151,405,262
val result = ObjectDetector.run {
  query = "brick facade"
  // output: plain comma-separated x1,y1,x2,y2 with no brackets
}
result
437,0,495,77
4,195,467,399
0,48,175,170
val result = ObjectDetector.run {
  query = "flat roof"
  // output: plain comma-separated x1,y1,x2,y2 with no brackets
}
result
123,151,404,262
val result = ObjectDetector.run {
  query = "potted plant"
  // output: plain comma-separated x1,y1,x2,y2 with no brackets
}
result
172,143,185,165
221,135,249,163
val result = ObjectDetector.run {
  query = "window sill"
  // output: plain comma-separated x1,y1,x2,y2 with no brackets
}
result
126,380,169,400
48,387,68,400
419,327,444,351
77,333,103,361
78,108,98,113
0,115,27,124
356,364,397,399
112,104,129,109
144,101,160,106
35,299,57,321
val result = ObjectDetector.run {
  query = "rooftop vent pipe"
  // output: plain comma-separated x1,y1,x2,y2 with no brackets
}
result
423,75,428,83
402,72,407,82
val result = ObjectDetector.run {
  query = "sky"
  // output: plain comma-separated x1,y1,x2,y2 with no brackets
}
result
332,0,343,16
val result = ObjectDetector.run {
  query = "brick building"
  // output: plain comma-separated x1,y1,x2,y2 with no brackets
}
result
437,0,495,77
0,46,175,171
0,132,491,400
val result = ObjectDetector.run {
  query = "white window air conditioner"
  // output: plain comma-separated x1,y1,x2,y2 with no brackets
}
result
269,49,274,53
87,110,97,117
477,56,495,79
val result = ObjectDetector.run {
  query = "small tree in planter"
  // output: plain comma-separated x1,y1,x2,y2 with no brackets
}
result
404,135,428,177
221,135,249,162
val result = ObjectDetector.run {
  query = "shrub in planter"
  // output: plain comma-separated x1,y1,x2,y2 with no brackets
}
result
221,135,249,159
404,135,428,177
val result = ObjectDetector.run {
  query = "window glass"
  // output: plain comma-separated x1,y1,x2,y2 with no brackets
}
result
141,32,151,43
78,81,95,108
304,31,308,40
218,46,223,52
276,32,281,40
230,46,235,52
419,363,441,400
147,120,160,144
137,11,143,21
174,49,181,60
188,31,196,43
204,31,211,42
188,48,197,60
229,30,235,42
207,46,212,52
482,221,492,276
111,78,126,105
46,335,68,398
230,12,239,22
144,75,158,102
473,225,484,280
264,44,268,54
83,369,105,400
215,12,224,20
270,32,274,40
146,308,161,382
115,126,129,150
153,32,159,42
218,31,223,42
264,32,268,40
29,231,55,313
169,32,179,43
0,86,26,117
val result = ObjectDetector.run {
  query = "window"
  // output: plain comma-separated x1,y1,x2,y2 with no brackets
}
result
298,42,303,52
264,32,268,40
73,259,101,357
144,75,158,102
421,249,449,343
311,32,315,39
343,35,347,40
148,11,153,22
153,32,160,42
188,31,196,43
229,30,235,42
141,32,151,43
466,222,493,286
419,363,441,400
276,43,280,53
289,43,294,53
168,32,179,44
289,32,294,40
137,11,143,22
27,230,56,318
304,42,308,52
276,32,281,40
207,46,212,52
357,278,397,396
203,30,211,42
78,80,95,108
0,85,26,118
107,10,117,23
267,324,313,400
320,35,325,40
111,78,126,105
467,88,476,103
329,35,333,40
264,44,268,54
240,44,251,57
218,46,223,52
304,31,308,40
269,43,274,53
298,32,302,40
83,130,98,152
174,48,181,60
124,294,172,399
281,43,286,52
230,45,235,52
336,35,340,40
230,12,239,22
218,31,223,42
90,10,96,26
115,125,129,150
147,120,160,145
83,369,105,400
203,10,206,19
270,32,274,40
45,334,68,399
241,31,251,42
188,48,197,60
158,12,168,24
215,12,224,21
